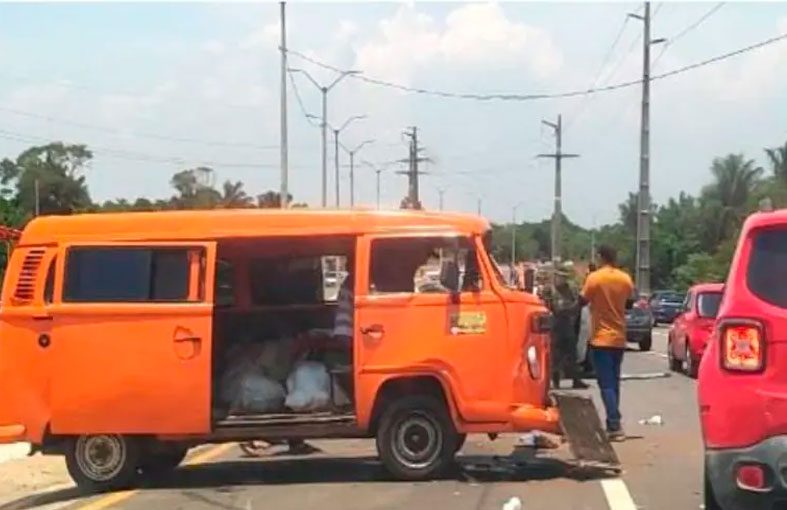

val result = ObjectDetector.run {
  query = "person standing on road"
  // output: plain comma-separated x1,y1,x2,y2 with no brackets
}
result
580,246,634,441
547,268,588,390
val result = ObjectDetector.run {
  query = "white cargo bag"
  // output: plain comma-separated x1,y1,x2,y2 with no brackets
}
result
285,361,331,411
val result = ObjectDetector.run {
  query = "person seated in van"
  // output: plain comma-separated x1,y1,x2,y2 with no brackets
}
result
291,264,355,361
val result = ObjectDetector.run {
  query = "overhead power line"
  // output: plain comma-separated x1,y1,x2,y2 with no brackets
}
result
287,29,787,102
0,105,279,150
0,128,282,169
287,70,319,127
653,2,726,68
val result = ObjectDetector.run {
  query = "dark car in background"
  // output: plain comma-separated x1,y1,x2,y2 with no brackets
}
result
626,301,653,351
649,290,685,325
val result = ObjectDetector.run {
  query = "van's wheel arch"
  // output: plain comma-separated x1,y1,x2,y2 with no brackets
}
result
65,434,141,493
376,395,459,481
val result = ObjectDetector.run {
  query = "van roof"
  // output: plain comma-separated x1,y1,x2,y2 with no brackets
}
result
18,208,491,245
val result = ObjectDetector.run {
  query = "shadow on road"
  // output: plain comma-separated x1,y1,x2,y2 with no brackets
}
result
0,452,615,510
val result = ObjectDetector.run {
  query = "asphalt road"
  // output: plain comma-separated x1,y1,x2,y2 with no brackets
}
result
1,327,703,510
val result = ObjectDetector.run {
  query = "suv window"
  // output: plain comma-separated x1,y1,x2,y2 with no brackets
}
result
697,292,722,318
748,228,787,307
683,292,694,312
64,247,194,302
369,236,481,294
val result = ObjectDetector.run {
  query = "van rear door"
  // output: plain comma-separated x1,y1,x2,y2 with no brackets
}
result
49,242,216,435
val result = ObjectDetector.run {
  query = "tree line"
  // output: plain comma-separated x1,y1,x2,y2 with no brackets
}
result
491,140,787,291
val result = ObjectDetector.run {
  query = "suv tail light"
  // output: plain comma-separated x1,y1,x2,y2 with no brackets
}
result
721,320,765,372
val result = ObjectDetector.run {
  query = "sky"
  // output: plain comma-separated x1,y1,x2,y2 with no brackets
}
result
0,1,786,227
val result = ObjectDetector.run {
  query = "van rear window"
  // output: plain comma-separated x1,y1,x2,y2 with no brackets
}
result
64,247,191,302
747,228,787,308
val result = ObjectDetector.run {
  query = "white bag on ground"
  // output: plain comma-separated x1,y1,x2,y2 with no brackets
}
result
285,361,331,411
237,372,286,413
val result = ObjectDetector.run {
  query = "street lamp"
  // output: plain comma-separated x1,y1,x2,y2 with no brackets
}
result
289,67,359,207
341,139,375,207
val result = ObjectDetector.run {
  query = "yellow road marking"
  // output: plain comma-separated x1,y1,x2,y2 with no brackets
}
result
76,442,236,510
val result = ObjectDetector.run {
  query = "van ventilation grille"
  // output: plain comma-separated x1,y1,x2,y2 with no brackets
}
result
13,249,46,304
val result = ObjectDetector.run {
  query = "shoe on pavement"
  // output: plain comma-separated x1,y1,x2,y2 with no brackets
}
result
607,429,626,442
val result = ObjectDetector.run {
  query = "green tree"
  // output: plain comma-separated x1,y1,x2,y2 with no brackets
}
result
170,167,221,209
765,141,787,185
0,143,92,215
219,180,253,208
702,154,763,242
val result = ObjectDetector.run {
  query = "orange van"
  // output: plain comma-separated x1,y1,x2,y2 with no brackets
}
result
0,209,601,491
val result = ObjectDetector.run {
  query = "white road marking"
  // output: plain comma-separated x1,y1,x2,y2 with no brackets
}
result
601,478,638,510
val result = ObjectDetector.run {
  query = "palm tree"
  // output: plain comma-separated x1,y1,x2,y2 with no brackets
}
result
220,180,253,208
703,154,763,241
765,142,787,184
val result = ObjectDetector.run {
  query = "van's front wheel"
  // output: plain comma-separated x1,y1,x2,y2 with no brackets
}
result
65,434,140,493
376,396,458,481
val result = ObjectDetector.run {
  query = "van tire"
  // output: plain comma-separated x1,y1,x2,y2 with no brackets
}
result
638,334,652,352
139,445,188,475
376,395,458,481
65,434,140,493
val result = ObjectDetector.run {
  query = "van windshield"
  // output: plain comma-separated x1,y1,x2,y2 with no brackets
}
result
697,292,722,318
747,227,787,307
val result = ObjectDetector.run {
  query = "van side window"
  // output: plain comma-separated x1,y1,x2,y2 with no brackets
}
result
63,247,195,303
369,236,480,294
44,256,56,304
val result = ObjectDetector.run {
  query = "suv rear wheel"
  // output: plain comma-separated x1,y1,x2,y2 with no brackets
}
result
667,336,682,372
376,395,459,480
684,341,698,379
65,434,140,493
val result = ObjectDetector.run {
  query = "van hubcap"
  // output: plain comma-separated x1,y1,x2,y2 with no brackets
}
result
76,435,127,481
392,413,442,469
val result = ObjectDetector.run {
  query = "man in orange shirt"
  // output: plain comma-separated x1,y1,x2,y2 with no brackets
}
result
580,245,634,441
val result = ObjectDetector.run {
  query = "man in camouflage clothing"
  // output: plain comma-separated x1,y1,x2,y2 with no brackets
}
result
546,268,589,390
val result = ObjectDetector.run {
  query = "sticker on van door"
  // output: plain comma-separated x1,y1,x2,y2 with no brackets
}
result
449,311,487,335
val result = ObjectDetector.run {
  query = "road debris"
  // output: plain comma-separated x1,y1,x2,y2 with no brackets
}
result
621,372,671,381
516,431,561,449
502,496,523,510
639,414,664,426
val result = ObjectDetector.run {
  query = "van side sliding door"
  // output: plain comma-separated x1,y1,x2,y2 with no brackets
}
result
49,241,216,435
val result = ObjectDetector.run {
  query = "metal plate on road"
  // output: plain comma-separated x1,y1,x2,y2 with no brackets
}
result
553,392,620,470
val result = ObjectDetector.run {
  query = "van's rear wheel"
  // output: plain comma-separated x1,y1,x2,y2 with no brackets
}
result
66,434,140,493
638,334,652,352
376,395,458,481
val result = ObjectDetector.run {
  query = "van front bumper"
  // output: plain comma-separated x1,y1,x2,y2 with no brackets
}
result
0,424,26,443
706,436,787,510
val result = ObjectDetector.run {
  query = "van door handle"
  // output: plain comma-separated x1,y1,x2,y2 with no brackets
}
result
33,314,53,322
174,335,201,343
361,324,385,341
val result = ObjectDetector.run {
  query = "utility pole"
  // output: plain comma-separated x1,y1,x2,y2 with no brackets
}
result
512,201,525,264
398,127,429,209
437,188,445,211
34,179,40,216
279,1,288,208
630,1,665,296
477,198,482,216
538,114,579,266
375,168,382,209
289,68,358,207
341,139,374,207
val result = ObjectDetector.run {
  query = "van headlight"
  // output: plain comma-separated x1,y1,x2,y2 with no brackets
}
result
526,345,540,379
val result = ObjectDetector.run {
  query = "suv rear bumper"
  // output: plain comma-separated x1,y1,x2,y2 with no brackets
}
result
707,436,787,510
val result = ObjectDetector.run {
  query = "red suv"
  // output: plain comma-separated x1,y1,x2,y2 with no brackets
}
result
668,283,723,378
699,211,787,509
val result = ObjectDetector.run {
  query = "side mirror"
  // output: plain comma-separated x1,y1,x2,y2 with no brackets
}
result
439,259,460,293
